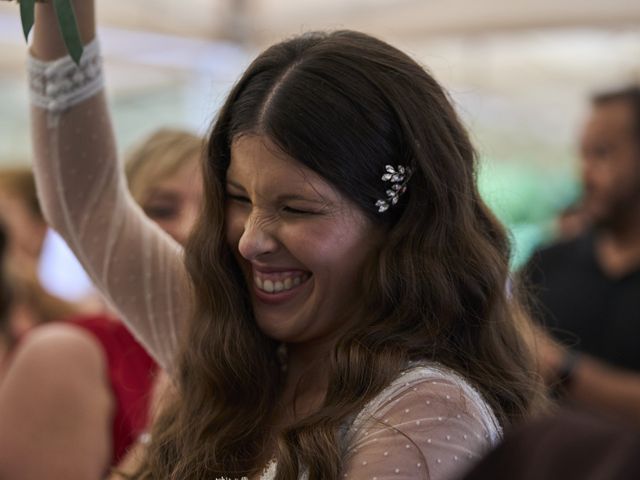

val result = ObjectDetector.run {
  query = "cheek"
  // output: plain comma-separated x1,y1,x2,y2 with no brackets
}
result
588,162,615,190
615,154,640,185
154,218,186,245
152,218,174,233
174,217,193,238
602,163,632,196
286,219,374,278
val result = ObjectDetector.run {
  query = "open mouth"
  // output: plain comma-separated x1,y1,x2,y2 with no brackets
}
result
253,271,312,294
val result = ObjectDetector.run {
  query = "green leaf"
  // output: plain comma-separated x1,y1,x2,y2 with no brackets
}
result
52,0,84,65
19,0,36,42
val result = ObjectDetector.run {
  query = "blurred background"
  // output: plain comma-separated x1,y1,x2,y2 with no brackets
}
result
1,0,639,275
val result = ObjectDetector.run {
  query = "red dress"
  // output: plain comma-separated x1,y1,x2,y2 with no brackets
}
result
70,315,158,464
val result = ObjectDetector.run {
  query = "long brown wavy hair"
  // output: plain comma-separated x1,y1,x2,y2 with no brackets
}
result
135,30,547,479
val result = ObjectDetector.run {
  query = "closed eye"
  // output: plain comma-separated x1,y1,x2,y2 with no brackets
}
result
144,205,179,219
227,193,251,204
226,193,319,215
282,206,318,215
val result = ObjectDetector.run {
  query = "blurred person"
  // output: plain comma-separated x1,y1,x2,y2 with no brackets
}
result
0,167,78,363
5,1,552,479
125,129,204,245
523,86,640,422
0,128,204,479
461,408,640,480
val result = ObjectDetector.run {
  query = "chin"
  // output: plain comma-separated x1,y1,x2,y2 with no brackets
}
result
254,314,301,342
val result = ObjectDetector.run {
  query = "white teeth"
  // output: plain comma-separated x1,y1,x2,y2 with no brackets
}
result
254,273,308,294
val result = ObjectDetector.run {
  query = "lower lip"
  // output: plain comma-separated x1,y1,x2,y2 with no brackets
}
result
252,277,311,305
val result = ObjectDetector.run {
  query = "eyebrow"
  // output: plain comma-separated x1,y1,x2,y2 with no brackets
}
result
226,179,328,205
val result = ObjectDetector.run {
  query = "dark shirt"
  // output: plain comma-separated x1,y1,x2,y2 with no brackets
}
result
523,231,640,371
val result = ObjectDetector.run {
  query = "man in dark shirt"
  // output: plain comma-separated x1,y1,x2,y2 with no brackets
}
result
527,232,640,371
524,86,640,423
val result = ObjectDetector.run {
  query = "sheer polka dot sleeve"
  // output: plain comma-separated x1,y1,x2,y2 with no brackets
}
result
342,365,502,480
29,41,189,370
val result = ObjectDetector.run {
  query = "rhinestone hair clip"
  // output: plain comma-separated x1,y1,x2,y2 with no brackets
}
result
375,164,413,213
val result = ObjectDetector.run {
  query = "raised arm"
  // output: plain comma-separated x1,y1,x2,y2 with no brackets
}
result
28,0,190,369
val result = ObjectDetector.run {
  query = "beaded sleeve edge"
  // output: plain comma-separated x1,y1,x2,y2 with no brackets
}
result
28,38,104,113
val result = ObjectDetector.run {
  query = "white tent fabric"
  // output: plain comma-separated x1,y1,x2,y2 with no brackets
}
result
2,0,637,44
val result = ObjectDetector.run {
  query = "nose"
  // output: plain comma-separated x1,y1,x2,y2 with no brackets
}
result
237,211,279,261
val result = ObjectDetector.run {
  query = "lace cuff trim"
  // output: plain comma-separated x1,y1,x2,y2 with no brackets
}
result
28,39,103,112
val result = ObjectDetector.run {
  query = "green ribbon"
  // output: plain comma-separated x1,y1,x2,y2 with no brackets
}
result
52,0,83,64
19,0,35,41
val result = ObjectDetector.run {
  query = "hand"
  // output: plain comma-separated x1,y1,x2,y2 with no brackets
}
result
531,324,568,384
11,0,85,64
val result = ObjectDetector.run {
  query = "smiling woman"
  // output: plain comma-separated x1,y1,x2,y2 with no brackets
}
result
225,135,381,347
18,0,547,479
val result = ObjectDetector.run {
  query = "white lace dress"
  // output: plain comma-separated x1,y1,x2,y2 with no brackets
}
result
28,40,501,480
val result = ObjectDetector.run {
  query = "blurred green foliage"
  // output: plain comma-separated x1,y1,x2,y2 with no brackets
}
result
478,159,581,269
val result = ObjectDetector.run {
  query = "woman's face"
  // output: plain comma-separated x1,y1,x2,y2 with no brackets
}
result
142,159,203,246
225,135,380,347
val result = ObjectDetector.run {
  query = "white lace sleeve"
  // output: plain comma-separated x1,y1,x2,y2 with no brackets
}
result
29,40,190,370
342,365,502,480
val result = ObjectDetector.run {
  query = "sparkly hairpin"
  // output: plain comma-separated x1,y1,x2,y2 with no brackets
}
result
375,164,413,213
